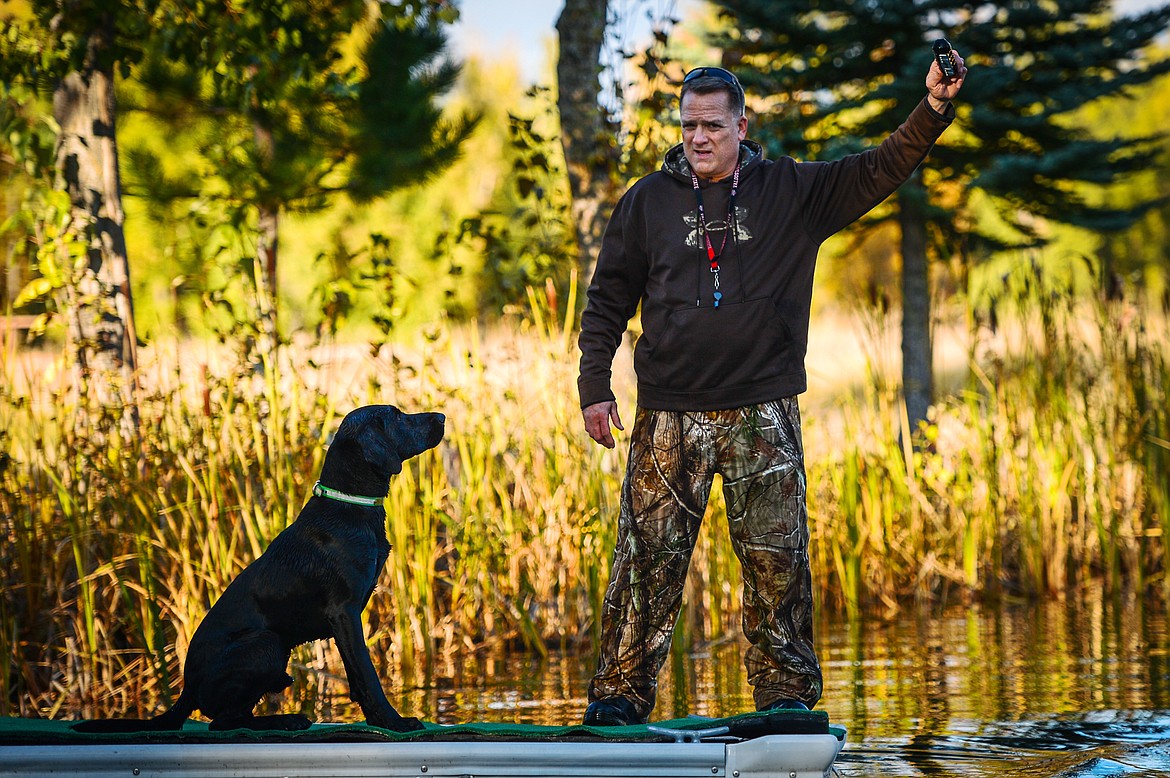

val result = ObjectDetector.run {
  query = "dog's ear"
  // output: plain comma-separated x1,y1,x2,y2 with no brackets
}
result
360,432,404,475
353,408,405,475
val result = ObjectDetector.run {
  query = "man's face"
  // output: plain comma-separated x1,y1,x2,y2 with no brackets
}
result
681,90,747,182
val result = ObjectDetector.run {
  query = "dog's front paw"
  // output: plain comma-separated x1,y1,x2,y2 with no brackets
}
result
369,714,425,733
394,716,425,732
282,714,313,731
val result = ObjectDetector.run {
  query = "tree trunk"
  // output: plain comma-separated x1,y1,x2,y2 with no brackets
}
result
255,202,279,365
252,119,279,366
52,16,139,422
556,0,614,287
898,172,933,438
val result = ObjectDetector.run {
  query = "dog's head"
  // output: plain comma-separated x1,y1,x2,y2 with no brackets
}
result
331,405,446,478
325,402,446,489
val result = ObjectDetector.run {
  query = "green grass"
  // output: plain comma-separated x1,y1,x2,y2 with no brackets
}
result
2,277,1167,719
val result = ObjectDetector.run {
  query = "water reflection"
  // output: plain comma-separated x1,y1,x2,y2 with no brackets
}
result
395,591,1170,776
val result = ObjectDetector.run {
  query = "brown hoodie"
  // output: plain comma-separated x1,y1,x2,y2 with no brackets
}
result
578,97,954,411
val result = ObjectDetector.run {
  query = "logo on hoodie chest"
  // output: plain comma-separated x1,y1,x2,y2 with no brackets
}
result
684,205,753,251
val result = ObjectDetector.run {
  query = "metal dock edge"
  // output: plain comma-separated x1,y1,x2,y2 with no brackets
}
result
0,731,846,778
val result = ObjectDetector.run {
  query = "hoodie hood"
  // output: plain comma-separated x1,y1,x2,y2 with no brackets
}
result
662,139,765,183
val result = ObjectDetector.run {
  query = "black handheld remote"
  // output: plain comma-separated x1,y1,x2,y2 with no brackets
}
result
933,38,956,78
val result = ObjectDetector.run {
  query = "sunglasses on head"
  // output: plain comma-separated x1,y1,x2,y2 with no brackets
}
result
683,66,743,91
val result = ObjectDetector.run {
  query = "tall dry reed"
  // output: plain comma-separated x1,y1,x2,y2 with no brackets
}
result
806,265,1169,615
2,274,1166,719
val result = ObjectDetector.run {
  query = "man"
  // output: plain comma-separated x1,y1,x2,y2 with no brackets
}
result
577,50,967,726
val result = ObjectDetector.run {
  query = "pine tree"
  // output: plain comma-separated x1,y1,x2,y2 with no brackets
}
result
2,1,474,384
706,0,1170,431
139,1,475,361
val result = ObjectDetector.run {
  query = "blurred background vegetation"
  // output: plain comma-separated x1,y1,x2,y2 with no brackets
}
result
2,0,1169,721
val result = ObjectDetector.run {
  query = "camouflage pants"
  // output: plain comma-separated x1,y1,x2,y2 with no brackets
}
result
587,398,822,720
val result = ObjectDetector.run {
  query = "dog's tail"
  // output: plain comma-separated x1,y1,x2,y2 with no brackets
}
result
71,688,196,733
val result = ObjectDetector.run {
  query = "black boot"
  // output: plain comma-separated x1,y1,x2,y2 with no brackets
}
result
760,698,810,711
583,697,643,726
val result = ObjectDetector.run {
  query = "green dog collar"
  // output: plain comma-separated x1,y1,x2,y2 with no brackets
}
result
312,481,383,507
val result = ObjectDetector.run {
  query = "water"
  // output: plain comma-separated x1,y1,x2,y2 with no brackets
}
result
391,591,1170,777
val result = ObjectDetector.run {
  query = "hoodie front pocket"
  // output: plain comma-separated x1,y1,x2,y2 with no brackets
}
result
637,297,794,391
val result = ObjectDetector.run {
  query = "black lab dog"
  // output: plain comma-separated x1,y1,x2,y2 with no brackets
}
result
75,405,444,733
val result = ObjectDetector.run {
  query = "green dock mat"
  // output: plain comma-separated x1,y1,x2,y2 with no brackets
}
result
0,709,841,746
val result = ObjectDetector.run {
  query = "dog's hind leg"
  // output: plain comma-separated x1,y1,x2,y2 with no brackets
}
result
209,712,312,732
201,631,304,730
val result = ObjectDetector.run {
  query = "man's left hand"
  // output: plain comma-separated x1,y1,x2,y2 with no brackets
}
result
927,46,967,112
